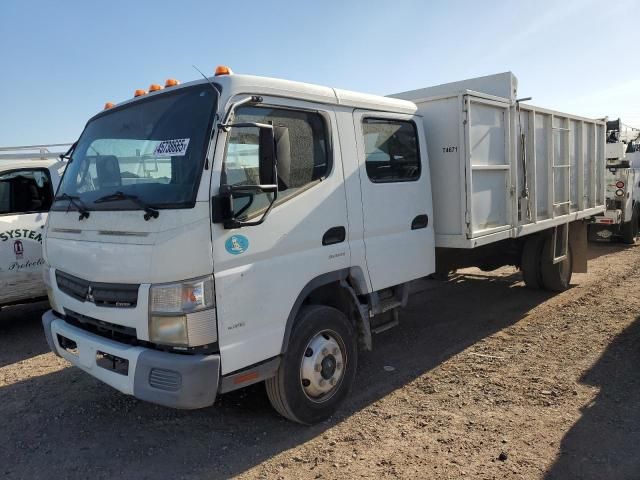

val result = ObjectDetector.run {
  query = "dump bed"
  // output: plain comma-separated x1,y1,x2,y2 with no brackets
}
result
391,72,606,248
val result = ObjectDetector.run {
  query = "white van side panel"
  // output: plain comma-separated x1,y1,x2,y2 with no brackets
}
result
0,159,64,305
0,212,48,303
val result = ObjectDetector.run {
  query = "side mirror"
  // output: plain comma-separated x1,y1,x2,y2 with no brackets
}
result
258,127,277,185
213,121,280,229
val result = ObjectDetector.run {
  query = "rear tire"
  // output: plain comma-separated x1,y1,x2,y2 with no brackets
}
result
621,204,639,244
521,234,545,289
540,235,573,292
266,305,357,424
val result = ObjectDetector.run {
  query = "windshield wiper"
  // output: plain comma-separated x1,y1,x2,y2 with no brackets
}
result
55,193,90,220
93,191,160,221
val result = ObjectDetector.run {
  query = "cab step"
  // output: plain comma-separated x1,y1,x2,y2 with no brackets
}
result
371,309,400,334
379,297,403,313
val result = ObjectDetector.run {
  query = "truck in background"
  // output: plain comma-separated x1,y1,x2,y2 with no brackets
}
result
589,119,640,243
41,70,605,424
0,144,69,309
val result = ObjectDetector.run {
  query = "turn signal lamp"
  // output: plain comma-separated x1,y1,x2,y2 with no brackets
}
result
165,78,180,87
149,84,163,92
215,65,233,76
134,89,147,97
104,102,114,110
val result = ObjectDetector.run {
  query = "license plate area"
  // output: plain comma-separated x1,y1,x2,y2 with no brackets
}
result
96,351,129,376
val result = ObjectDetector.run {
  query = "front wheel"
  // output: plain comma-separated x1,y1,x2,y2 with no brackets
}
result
266,305,357,424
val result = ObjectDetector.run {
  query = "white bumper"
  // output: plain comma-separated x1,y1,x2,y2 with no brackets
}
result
48,313,145,395
42,310,221,409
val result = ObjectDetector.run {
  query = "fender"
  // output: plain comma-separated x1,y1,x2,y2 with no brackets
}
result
280,267,370,353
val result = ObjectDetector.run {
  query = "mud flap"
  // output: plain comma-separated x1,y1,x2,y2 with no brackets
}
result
569,221,588,273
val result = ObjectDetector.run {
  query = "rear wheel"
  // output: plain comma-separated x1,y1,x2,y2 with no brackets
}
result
621,204,639,244
540,235,572,292
521,234,545,289
266,305,357,424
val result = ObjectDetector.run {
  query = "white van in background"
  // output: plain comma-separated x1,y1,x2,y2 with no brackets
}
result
0,145,69,308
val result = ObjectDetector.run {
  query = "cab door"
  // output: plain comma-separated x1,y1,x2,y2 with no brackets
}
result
353,110,435,292
0,167,54,304
210,98,350,375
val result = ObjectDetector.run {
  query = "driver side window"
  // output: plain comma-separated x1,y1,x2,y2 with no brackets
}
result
222,105,329,220
0,168,54,215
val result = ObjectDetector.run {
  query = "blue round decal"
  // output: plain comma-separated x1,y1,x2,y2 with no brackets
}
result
225,235,249,255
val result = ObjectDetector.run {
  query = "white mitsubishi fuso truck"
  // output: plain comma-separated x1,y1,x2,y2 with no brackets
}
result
42,69,605,424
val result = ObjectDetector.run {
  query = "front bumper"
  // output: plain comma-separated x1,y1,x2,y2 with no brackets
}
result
42,310,220,409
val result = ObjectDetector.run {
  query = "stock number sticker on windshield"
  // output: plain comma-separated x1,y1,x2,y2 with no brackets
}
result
153,138,190,157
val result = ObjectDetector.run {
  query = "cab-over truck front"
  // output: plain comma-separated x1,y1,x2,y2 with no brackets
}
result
42,69,605,423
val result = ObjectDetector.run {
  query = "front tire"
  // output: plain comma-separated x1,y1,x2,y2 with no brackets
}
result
266,305,357,424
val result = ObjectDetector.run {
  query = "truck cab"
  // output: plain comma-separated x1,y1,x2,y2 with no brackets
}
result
41,69,435,423
0,146,67,308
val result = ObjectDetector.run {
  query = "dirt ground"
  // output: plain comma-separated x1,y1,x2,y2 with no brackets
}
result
1,242,639,480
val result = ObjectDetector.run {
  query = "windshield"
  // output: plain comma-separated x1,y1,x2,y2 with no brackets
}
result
54,84,217,211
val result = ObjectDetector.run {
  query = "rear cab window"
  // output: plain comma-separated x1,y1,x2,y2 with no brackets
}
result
362,118,421,183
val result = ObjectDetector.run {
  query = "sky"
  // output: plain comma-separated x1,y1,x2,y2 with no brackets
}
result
0,0,638,146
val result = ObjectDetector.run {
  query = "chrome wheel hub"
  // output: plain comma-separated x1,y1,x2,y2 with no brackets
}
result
300,330,345,402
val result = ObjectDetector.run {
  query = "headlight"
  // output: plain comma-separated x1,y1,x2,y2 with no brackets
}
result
149,315,189,346
150,275,215,314
149,275,216,347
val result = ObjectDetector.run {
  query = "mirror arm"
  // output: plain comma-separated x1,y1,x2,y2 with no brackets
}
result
219,96,264,131
220,184,278,229
217,121,273,132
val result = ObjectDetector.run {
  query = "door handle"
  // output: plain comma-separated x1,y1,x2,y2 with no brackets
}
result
322,226,346,246
411,214,429,230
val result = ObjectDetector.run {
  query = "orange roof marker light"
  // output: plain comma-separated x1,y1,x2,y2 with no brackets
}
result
149,84,163,92
104,102,115,110
165,78,180,87
215,65,234,76
134,89,147,97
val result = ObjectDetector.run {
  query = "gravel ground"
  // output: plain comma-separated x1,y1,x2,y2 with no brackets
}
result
1,242,639,479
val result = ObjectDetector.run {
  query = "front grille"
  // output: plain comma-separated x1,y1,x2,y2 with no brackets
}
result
55,270,139,308
64,308,137,341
